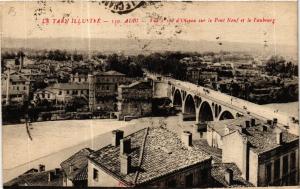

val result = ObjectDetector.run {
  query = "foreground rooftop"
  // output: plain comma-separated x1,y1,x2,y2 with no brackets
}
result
89,127,211,186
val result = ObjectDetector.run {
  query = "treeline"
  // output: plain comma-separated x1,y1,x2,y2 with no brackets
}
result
265,56,298,77
136,52,197,80
2,49,84,61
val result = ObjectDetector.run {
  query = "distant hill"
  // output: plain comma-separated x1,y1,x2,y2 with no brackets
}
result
1,37,297,58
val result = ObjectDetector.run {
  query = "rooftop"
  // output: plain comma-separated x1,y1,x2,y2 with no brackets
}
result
94,70,125,76
50,83,89,90
4,169,63,186
119,81,151,89
211,163,254,187
89,127,211,186
60,148,94,181
209,117,299,154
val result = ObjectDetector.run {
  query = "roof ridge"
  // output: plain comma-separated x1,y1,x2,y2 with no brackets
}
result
133,127,149,184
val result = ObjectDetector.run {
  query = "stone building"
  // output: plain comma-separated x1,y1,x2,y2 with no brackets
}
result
70,73,88,83
117,81,153,120
87,128,213,187
1,71,31,105
221,117,299,186
33,83,89,104
88,70,126,112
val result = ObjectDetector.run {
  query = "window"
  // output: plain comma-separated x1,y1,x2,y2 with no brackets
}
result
283,155,288,176
48,94,50,98
290,152,296,170
67,90,69,95
93,168,99,181
16,86,19,90
167,179,177,188
185,173,193,187
274,159,280,180
59,91,62,95
23,86,26,90
266,163,272,185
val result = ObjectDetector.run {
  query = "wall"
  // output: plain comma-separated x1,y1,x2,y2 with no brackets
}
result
118,100,152,120
206,127,222,149
144,161,212,188
257,143,299,186
222,131,247,179
249,149,258,186
153,81,169,98
88,160,124,187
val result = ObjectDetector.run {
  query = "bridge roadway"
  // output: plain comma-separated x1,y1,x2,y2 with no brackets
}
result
147,72,298,131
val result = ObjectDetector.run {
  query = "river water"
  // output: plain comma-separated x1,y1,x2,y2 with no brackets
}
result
262,101,299,119
2,116,186,183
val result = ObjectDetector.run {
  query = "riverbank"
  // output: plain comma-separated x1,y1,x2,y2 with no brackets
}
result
3,116,186,183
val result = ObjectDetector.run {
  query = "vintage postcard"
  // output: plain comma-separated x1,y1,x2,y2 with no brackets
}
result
1,1,299,188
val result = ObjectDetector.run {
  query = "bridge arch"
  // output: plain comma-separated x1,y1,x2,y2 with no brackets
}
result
173,89,182,107
184,94,196,116
199,101,214,122
219,110,235,120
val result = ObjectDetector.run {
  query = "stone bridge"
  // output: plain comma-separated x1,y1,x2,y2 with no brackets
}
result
148,73,298,134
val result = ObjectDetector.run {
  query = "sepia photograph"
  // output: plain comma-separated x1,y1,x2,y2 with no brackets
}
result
0,1,299,188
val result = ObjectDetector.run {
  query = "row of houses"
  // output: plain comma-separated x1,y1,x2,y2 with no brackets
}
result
6,115,298,187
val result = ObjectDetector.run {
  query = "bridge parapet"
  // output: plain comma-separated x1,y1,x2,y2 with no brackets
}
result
147,73,298,132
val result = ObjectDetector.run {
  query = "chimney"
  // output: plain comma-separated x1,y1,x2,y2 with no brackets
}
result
120,138,131,154
181,131,192,147
263,125,268,132
275,129,283,145
54,168,60,175
120,153,131,175
251,118,256,127
225,168,233,185
112,130,124,146
69,164,74,173
267,119,273,126
273,118,278,127
39,164,45,172
245,120,250,128
48,171,55,182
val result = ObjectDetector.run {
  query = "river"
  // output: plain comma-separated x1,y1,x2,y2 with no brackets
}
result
262,101,299,119
2,116,187,183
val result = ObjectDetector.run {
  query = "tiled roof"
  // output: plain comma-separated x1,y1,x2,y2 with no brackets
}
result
119,81,151,89
211,163,254,187
95,70,125,76
4,169,63,186
89,127,211,186
60,148,93,181
208,117,251,137
2,74,30,82
216,117,299,154
35,88,56,94
241,125,298,154
50,83,89,90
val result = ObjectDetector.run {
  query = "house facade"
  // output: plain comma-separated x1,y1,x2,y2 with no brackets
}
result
1,72,31,105
221,118,299,186
117,81,153,120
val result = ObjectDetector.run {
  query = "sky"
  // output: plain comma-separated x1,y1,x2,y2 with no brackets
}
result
1,1,298,47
